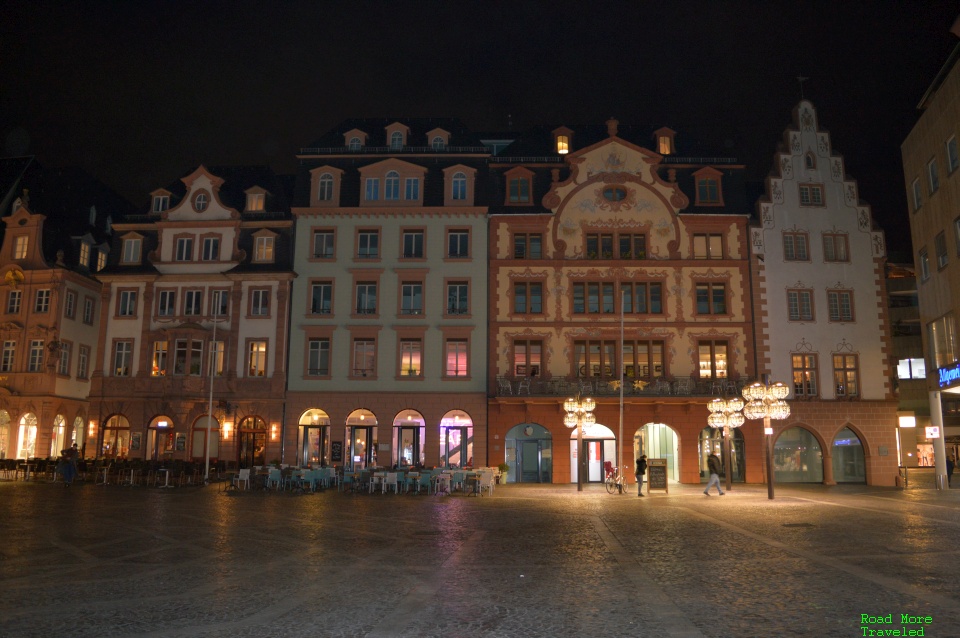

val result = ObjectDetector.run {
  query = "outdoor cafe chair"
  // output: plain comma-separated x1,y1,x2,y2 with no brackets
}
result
266,468,283,490
403,472,420,493
479,471,496,496
384,472,399,494
233,468,251,491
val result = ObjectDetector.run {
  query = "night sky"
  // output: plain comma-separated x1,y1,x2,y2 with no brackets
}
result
3,1,959,258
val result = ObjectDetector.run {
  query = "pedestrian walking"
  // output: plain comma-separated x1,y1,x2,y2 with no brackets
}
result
635,455,647,497
704,452,724,496
948,455,955,487
60,443,79,487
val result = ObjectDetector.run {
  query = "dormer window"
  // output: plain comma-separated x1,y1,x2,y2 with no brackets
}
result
653,127,676,155
247,193,265,212
97,250,107,271
152,195,169,212
79,243,91,268
390,132,404,150
452,172,467,200
693,167,724,206
385,171,401,200
349,137,362,151
121,236,142,264
553,126,573,155
253,230,276,263
432,136,446,150
318,174,334,201
443,165,476,206
504,167,535,206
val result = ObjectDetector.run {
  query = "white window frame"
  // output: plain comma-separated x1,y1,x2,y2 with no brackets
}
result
122,237,142,264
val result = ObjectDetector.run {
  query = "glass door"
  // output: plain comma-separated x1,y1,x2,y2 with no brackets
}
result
347,426,375,470
238,431,266,468
442,426,472,468
395,426,421,468
301,426,330,466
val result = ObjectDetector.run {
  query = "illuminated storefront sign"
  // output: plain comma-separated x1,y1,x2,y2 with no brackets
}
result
926,426,940,439
938,362,960,388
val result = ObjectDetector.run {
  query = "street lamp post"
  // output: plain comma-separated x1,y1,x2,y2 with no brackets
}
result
742,380,791,500
564,394,596,492
707,397,745,492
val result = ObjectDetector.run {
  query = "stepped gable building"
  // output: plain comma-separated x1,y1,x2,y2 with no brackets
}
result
286,119,489,470
487,118,758,485
0,157,134,460
752,100,898,486
89,165,294,467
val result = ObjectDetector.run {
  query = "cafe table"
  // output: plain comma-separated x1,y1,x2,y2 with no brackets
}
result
156,468,175,488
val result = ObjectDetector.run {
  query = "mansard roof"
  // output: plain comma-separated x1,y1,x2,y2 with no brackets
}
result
0,157,135,271
140,165,293,217
302,118,488,151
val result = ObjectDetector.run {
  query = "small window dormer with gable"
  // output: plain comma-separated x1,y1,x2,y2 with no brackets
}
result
151,189,171,213
310,166,344,206
427,128,450,150
245,186,267,212
386,122,410,150
653,127,676,155
251,229,278,264
344,128,368,151
504,166,535,206
693,167,724,206
553,126,573,155
358,159,427,207
443,165,476,206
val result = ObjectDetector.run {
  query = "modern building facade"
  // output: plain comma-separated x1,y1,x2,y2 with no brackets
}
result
902,24,960,482
285,120,489,472
752,101,898,487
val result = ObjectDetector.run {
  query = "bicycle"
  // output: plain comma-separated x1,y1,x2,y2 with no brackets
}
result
604,465,626,494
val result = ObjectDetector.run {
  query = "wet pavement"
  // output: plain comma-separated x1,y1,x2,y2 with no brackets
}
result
2,478,960,637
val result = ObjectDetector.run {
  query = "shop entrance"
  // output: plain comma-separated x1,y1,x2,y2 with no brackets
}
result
504,423,553,483
637,422,680,482
569,423,616,484
237,416,267,468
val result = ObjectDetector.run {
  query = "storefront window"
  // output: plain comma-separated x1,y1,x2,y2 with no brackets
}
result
774,426,823,482
440,410,473,468
832,427,865,483
102,414,130,459
0,409,10,458
393,410,425,468
17,413,37,459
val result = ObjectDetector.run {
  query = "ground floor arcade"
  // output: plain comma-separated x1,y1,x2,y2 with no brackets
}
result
282,391,488,471
488,397,900,487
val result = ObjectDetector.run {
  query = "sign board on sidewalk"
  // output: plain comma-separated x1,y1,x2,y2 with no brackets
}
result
647,458,668,492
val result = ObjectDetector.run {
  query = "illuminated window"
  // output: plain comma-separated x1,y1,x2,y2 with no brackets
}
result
400,339,422,376
792,353,818,397
254,236,274,262
698,341,728,379
513,340,542,377
248,341,267,377
247,193,265,211
445,339,468,376
113,341,132,377
79,243,91,268
151,341,167,376
693,234,723,259
556,135,569,154
833,354,859,398
14,236,28,259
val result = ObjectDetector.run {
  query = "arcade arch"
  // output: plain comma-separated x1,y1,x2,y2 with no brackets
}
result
504,423,553,483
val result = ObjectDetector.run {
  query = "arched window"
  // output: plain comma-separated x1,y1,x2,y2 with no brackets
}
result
440,410,473,468
348,137,362,151
452,172,467,200
774,426,823,482
390,131,404,150
17,413,37,459
393,409,425,468
385,171,400,200
318,173,334,201
50,414,67,457
431,136,446,150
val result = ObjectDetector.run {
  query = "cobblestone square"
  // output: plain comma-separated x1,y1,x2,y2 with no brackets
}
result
1,481,959,637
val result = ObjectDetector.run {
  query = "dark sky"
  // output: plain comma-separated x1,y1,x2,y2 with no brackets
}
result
2,1,959,258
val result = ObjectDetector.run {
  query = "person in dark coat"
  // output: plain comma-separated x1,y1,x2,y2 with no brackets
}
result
704,452,724,496
635,455,647,497
60,443,79,487
948,455,955,487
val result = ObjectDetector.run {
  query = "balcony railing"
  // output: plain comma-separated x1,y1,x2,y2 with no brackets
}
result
494,375,747,398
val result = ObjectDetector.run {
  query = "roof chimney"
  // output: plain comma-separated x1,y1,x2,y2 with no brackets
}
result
606,118,619,137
